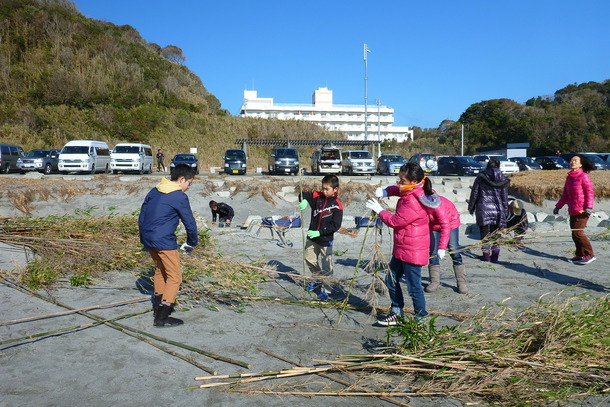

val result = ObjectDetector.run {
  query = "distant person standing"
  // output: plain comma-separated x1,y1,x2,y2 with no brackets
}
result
555,150,561,156
553,154,596,265
156,149,166,172
468,158,510,263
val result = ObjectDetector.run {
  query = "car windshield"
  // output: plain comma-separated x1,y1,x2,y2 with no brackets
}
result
582,154,604,163
25,150,50,158
321,151,339,160
520,157,536,164
61,146,90,154
113,146,140,154
350,151,371,159
174,154,196,161
490,155,509,162
225,150,245,160
383,155,405,162
456,156,478,164
276,149,298,158
550,157,569,164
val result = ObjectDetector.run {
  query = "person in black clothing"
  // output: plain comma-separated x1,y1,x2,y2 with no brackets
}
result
209,200,234,227
156,149,166,172
298,174,343,300
507,197,528,243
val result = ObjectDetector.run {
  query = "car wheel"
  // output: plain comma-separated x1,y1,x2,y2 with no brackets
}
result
44,164,52,175
2,164,9,174
139,165,144,175
90,165,96,174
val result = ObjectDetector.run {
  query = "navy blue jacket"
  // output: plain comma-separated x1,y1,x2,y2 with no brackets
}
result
139,183,198,250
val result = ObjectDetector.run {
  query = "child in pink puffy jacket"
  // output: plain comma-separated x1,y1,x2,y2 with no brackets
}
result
366,162,430,326
554,154,596,265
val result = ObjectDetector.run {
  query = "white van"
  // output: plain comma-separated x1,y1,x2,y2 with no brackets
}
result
58,140,111,174
110,143,153,174
341,150,376,175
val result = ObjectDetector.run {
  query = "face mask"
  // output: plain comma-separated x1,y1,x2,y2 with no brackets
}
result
397,178,425,196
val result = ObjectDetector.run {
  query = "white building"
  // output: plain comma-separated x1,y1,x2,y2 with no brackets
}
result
239,88,413,142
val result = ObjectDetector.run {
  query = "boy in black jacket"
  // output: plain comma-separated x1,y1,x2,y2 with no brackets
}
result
209,200,234,227
298,174,343,300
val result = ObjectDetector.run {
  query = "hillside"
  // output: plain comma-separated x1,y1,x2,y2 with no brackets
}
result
0,0,336,169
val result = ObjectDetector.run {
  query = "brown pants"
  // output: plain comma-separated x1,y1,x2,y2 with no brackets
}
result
148,249,182,303
570,214,593,258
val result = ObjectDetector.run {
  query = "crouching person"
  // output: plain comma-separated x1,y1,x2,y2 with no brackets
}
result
138,164,198,327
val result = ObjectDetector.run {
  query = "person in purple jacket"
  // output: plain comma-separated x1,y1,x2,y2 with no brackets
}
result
468,158,510,263
553,154,596,265
139,164,198,327
367,162,430,326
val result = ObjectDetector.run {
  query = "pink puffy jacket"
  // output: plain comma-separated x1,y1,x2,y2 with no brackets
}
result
379,185,430,265
389,186,460,250
556,168,594,216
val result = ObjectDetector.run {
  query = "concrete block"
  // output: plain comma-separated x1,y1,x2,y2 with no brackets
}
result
535,212,548,222
216,191,231,198
24,172,43,179
465,223,479,234
242,215,262,229
587,216,602,227
276,192,285,198
229,186,236,192
530,222,554,233
598,219,610,229
256,168,263,173
453,202,469,213
594,211,609,220
526,212,536,224
281,186,296,193
460,213,476,225
283,194,299,203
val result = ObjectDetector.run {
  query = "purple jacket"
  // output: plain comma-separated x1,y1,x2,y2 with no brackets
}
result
379,185,430,266
556,169,594,216
468,168,510,227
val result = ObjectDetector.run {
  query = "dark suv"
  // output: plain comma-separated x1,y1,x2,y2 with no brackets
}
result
0,143,25,173
437,156,484,176
223,149,247,175
534,156,569,170
268,147,299,175
17,149,61,174
509,157,542,171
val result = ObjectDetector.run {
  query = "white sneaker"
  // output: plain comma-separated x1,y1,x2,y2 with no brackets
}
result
575,256,596,265
377,312,399,326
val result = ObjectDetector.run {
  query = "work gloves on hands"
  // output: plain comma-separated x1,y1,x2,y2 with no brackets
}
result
298,199,308,211
584,208,593,216
307,230,321,239
366,199,384,214
553,207,559,215
374,187,388,199
437,249,446,260
179,243,194,255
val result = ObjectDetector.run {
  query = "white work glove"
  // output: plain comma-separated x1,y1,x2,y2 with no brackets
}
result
179,243,194,255
375,187,388,199
366,199,384,214
437,249,446,260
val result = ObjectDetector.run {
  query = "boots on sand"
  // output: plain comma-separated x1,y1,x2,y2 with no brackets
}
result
453,264,468,294
490,247,500,263
154,303,183,327
479,247,491,262
425,264,441,292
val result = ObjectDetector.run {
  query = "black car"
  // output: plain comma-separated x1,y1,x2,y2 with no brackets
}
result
437,156,484,176
560,153,610,170
223,149,247,175
534,156,570,170
170,154,199,174
509,157,542,171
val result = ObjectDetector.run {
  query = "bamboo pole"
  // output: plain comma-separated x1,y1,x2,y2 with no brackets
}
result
256,347,414,407
0,297,148,326
0,277,249,369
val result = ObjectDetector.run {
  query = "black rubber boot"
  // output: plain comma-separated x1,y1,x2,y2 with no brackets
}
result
152,294,162,319
154,303,184,327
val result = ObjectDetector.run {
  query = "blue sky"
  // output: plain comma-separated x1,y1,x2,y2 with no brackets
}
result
72,0,609,129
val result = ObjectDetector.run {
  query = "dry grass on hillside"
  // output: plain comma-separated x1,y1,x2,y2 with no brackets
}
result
508,170,610,205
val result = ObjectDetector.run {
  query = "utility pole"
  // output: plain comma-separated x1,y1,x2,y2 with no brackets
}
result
364,44,370,142
461,124,464,156
377,98,381,157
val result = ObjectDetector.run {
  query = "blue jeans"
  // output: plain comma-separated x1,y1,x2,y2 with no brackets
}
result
386,257,428,318
429,228,463,266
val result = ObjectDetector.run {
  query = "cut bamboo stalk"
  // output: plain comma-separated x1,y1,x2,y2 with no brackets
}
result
0,296,148,326
0,277,249,369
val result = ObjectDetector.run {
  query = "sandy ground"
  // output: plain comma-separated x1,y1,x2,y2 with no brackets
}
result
1,172,610,407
